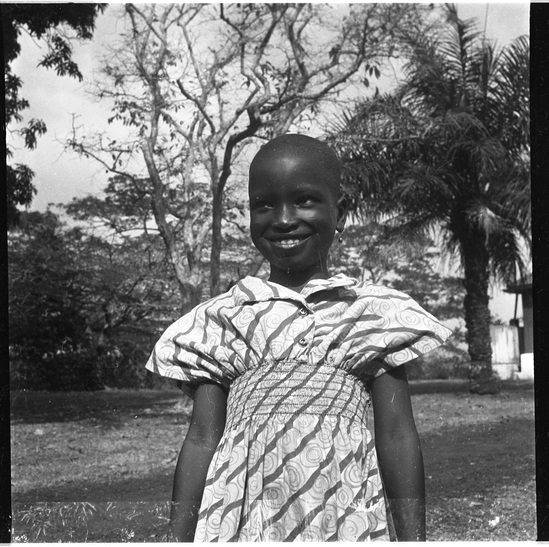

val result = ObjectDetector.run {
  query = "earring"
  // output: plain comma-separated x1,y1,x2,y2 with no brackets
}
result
338,230,344,244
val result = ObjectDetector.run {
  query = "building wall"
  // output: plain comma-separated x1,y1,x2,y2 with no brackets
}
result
490,324,520,380
490,324,534,380
517,353,534,380
490,324,520,365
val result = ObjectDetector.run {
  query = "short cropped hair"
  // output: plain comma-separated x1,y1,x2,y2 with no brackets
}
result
250,134,341,189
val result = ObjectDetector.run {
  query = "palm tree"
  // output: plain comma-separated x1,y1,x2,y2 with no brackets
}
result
330,5,530,393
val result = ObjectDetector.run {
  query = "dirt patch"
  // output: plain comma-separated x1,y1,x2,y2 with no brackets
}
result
11,390,190,504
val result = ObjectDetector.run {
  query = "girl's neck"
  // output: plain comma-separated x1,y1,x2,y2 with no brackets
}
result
268,267,330,294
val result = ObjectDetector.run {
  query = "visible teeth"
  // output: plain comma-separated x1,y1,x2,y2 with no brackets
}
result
276,239,301,247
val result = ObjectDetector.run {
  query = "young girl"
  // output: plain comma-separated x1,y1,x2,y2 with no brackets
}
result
146,134,452,542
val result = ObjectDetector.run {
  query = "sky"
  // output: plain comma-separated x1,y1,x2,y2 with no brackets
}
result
8,2,530,321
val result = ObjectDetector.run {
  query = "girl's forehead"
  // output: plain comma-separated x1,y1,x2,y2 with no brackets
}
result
249,166,340,200
253,155,326,175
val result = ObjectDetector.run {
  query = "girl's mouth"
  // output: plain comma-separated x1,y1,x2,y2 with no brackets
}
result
269,236,309,249
275,239,302,248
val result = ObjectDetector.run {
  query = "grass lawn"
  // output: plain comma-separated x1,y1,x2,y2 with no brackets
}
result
10,379,536,542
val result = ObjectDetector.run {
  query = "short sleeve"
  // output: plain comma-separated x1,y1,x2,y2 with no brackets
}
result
352,284,453,382
145,295,236,398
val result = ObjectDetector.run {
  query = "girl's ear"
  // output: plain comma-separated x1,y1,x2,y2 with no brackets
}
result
336,194,348,233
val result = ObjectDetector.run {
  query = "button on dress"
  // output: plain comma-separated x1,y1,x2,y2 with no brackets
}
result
146,274,452,542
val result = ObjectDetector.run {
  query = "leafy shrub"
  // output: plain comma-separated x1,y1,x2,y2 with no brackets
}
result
406,345,470,381
11,350,106,391
10,337,160,391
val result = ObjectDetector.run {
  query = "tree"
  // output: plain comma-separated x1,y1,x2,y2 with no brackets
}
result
64,172,266,305
3,3,106,226
68,3,432,312
330,222,425,284
330,222,465,322
8,209,179,389
330,5,530,393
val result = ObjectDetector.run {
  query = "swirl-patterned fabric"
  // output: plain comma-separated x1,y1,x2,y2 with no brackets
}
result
146,274,452,541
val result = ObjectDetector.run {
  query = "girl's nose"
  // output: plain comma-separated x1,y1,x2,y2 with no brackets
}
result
272,203,297,230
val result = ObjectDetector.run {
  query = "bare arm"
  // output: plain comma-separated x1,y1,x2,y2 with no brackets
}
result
371,365,425,541
168,382,228,542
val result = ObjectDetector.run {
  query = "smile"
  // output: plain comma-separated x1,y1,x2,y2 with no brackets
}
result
269,237,309,249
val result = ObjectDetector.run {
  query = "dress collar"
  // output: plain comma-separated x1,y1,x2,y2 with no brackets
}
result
232,274,357,305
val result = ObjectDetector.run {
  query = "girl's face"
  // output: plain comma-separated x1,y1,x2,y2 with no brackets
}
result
249,151,346,289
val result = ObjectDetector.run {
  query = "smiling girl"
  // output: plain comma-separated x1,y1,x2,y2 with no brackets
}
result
146,134,451,542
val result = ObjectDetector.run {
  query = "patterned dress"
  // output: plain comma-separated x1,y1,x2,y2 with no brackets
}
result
146,274,452,542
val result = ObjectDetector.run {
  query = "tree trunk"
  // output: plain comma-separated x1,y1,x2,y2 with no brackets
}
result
143,142,204,314
461,229,500,394
176,275,202,315
210,185,223,297
209,110,262,297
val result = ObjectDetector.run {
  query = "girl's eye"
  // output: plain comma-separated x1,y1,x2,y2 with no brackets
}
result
252,200,272,210
296,196,315,207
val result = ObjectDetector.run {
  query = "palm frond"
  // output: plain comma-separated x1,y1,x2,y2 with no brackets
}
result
490,35,530,150
396,164,455,212
487,226,528,284
329,4,530,296
495,35,529,93
488,164,531,237
439,14,482,83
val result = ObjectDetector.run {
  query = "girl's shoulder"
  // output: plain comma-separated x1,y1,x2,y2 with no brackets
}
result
347,279,416,302
187,276,275,317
